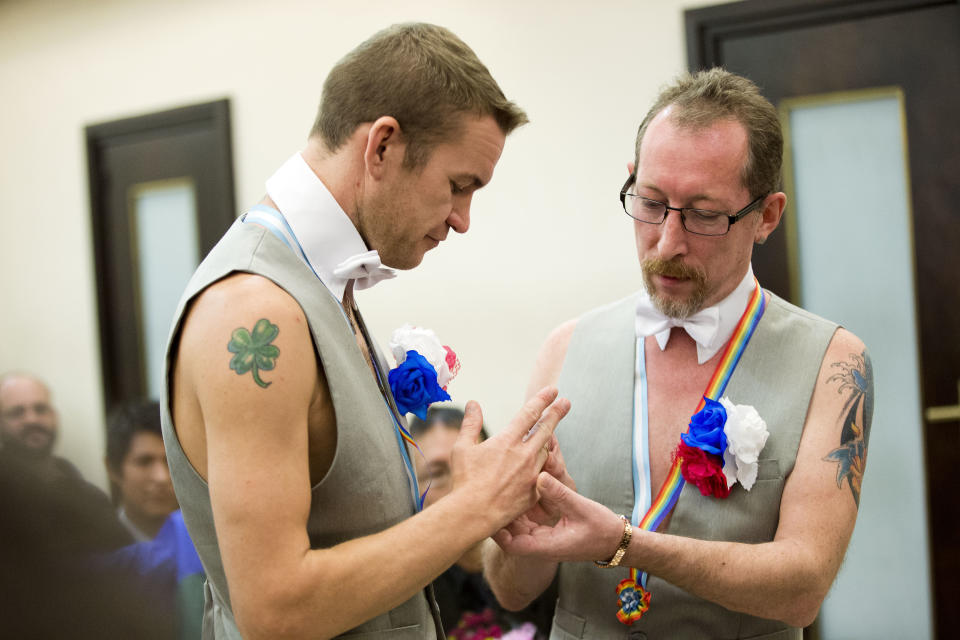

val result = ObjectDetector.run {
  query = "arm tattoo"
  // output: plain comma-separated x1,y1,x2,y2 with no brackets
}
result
822,350,874,507
227,318,280,388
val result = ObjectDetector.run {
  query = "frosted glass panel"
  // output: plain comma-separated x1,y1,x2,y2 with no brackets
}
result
131,180,199,401
787,92,931,638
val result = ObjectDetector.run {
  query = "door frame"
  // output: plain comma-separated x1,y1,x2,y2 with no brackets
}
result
685,0,954,304
85,99,236,410
685,0,959,636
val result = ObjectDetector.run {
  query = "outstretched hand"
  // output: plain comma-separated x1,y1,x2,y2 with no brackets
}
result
448,387,571,536
493,472,625,564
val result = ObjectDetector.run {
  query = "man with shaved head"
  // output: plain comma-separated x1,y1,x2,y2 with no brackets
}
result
0,371,131,550
0,373,172,638
0,373,59,464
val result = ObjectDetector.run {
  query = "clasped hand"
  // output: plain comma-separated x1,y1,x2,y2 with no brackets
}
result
491,435,626,565
447,387,571,535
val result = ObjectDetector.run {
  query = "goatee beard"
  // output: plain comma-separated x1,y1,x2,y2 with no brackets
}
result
641,257,707,319
0,428,55,460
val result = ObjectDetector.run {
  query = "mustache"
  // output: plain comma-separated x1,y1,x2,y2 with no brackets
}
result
641,258,705,283
22,423,54,438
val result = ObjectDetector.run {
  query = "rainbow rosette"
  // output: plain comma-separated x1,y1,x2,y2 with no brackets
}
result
615,577,651,624
388,325,460,420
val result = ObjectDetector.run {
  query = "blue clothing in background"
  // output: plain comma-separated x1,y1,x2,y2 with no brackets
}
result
108,510,205,640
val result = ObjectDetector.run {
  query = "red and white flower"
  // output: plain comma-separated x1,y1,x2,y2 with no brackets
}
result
388,324,460,389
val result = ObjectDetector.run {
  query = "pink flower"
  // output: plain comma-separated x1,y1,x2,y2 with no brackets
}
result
443,345,460,387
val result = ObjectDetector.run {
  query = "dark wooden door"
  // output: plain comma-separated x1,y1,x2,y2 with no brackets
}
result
686,0,959,636
86,100,236,411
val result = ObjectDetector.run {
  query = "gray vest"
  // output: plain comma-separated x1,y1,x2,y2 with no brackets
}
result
551,292,836,640
161,217,443,639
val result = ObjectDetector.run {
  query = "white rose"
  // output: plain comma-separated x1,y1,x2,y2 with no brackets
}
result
389,324,454,387
719,397,769,491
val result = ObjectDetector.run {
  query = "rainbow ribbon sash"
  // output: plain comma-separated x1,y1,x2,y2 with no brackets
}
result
617,279,767,625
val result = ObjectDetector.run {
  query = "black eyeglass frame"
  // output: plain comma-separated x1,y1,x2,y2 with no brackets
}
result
619,174,767,237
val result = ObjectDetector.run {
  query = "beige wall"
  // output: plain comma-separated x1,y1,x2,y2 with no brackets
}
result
0,0,706,488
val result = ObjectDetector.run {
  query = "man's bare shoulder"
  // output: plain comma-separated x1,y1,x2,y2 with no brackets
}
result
189,272,298,320
800,325,871,449
818,326,873,460
525,318,579,399
546,318,579,355
527,291,640,398
181,273,303,346
788,325,873,512
176,272,314,400
823,327,867,362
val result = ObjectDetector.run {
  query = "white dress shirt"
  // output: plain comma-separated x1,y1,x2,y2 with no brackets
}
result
635,265,757,364
264,152,395,301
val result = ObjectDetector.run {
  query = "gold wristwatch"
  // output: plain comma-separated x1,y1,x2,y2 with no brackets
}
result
594,514,632,568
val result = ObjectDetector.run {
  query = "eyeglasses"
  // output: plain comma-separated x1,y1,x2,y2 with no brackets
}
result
620,174,766,237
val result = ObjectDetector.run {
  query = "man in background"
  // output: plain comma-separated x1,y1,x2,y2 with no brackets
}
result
106,399,180,541
0,371,130,552
1,371,71,480
105,399,204,640
0,372,167,639
411,407,557,639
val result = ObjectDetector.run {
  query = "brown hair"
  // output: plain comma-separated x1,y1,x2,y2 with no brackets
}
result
634,68,782,198
311,23,528,168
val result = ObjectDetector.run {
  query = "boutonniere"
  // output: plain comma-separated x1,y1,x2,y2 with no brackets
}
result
387,325,460,420
676,397,769,498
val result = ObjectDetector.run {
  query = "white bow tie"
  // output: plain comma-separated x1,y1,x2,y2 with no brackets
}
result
635,300,721,365
333,250,397,291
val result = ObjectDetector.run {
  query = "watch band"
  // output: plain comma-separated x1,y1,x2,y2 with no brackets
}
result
594,514,632,568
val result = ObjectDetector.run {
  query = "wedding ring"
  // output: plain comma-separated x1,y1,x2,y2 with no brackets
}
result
522,421,542,443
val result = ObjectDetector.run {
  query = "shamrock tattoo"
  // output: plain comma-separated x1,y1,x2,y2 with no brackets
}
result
227,318,280,388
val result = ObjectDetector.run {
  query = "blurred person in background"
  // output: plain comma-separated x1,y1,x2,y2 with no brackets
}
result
411,406,557,640
105,399,205,640
0,373,169,639
0,371,131,552
106,399,180,540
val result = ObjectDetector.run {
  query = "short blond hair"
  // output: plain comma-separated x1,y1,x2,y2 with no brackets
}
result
311,23,528,168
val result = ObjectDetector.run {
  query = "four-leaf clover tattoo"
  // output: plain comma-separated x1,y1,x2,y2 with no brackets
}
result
227,318,280,388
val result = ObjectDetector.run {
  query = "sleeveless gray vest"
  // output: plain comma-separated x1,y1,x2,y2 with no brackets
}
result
161,217,443,639
551,291,836,640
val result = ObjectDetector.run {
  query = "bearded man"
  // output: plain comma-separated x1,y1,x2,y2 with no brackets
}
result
484,69,873,640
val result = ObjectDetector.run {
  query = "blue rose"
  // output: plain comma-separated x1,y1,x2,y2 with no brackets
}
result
681,397,728,455
388,350,451,420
